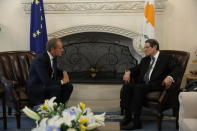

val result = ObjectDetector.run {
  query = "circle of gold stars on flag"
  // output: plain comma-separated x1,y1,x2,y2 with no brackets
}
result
32,0,44,38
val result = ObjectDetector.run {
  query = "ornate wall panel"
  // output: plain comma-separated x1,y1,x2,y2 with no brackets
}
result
22,0,167,14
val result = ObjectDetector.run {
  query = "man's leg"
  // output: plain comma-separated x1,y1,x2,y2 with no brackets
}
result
45,85,61,103
132,84,150,115
120,83,134,126
60,82,73,103
121,83,151,130
28,85,45,106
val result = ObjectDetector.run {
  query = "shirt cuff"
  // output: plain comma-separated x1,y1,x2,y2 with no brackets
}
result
167,76,175,82
60,80,64,85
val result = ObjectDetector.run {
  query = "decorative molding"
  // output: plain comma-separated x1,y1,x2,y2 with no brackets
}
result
22,0,167,14
48,25,145,60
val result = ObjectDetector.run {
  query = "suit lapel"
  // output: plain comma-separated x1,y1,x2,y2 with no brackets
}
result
44,52,53,74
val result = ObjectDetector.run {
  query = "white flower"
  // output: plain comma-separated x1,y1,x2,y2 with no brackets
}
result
85,107,92,113
44,97,57,110
23,99,106,131
31,118,48,131
69,106,81,114
67,128,77,131
22,106,40,121
38,118,48,126
31,126,45,131
87,123,101,130
95,112,105,126
37,97,58,114
62,110,76,126
86,112,105,130
47,115,63,127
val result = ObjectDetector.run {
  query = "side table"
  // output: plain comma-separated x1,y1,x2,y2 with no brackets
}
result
0,86,7,129
185,74,197,84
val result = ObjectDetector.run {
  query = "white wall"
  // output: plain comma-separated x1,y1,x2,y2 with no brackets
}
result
0,0,161,53
0,0,30,51
162,0,197,71
0,0,197,71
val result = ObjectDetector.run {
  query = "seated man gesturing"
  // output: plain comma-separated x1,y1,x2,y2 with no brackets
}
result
121,39,181,130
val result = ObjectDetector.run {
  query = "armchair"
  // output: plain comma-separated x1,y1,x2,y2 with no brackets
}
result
120,50,190,130
0,51,35,128
179,92,197,131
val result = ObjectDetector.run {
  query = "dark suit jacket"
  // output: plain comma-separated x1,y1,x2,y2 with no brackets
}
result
27,52,63,105
131,52,182,90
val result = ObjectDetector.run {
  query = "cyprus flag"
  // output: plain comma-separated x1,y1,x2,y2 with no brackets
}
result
143,0,155,39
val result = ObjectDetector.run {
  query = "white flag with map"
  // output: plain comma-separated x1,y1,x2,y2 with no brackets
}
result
143,0,155,39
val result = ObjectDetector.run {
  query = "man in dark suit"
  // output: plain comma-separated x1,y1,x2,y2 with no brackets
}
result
121,39,181,130
27,38,73,106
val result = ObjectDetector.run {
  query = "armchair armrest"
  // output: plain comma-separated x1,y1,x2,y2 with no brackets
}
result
179,92,197,118
158,81,180,103
0,77,28,104
0,77,18,87
179,92,197,131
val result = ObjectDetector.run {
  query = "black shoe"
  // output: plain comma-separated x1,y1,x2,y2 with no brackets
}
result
121,121,142,130
120,118,131,127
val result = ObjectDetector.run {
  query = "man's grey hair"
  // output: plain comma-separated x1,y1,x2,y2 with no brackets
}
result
46,38,60,51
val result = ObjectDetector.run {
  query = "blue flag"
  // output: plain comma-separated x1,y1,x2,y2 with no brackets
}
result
30,0,48,53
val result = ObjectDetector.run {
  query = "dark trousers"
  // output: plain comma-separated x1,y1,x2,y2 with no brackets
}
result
60,82,73,103
29,82,73,106
45,82,73,104
123,83,151,119
122,82,165,120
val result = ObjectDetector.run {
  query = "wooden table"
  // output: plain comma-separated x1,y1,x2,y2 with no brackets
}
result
192,60,197,63
0,86,7,129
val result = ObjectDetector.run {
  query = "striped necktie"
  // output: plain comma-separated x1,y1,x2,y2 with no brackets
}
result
144,56,155,83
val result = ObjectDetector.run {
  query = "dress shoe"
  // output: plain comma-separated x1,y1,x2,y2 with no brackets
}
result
121,120,142,130
120,118,131,127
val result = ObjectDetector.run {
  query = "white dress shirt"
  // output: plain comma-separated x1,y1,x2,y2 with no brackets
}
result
47,51,54,69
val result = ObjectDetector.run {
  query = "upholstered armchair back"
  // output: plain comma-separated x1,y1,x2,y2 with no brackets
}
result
0,51,36,129
160,50,190,88
0,51,36,88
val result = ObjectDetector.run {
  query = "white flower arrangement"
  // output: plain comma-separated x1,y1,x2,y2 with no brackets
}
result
23,97,105,131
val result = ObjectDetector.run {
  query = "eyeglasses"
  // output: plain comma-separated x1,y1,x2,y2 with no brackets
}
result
144,46,151,49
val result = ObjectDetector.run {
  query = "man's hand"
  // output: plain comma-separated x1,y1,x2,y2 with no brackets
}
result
162,76,174,89
123,71,131,83
61,71,69,84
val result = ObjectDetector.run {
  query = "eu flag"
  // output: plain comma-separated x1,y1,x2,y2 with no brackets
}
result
30,0,48,53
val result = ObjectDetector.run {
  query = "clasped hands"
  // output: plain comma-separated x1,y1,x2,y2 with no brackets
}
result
123,71,131,83
61,71,69,84
123,72,174,89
